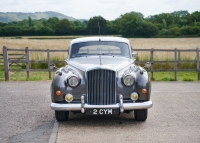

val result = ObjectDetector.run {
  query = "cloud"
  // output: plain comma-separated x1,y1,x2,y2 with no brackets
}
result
0,0,199,20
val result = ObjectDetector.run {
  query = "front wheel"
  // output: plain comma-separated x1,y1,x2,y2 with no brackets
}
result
134,109,148,121
55,111,69,121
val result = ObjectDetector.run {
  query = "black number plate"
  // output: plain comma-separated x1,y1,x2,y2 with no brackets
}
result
86,108,119,115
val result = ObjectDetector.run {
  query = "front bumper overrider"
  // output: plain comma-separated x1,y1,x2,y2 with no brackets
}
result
51,95,153,113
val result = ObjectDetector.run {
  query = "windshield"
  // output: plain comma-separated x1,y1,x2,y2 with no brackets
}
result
70,41,131,58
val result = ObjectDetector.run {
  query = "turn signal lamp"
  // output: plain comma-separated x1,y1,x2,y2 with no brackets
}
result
56,91,61,96
65,94,73,102
130,92,138,101
142,89,147,94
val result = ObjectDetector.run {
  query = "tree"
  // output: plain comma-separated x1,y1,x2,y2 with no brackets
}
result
45,17,59,30
171,10,190,17
180,26,200,35
0,27,2,36
55,19,72,35
1,26,22,36
37,26,54,35
118,12,143,37
73,26,87,35
169,27,180,36
149,13,175,29
135,21,159,37
0,22,7,28
188,11,200,25
105,20,118,35
162,18,167,28
33,22,43,30
87,16,107,35
28,16,32,27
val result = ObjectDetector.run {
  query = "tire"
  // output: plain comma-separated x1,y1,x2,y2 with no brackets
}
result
55,111,69,121
134,109,148,121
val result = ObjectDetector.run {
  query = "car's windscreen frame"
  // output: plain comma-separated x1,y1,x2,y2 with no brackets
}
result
70,41,131,59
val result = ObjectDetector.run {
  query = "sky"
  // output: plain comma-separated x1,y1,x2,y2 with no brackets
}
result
0,0,200,20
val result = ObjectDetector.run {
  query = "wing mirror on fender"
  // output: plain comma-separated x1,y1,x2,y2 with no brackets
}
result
144,62,151,69
132,51,138,57
50,63,57,70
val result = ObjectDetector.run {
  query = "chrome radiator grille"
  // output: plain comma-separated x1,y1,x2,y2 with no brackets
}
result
87,69,116,105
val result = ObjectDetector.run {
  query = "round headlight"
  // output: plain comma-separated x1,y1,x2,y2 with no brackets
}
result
68,76,80,87
123,75,134,86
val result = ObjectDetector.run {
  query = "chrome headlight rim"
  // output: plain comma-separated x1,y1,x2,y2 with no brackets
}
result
67,75,80,88
122,74,135,86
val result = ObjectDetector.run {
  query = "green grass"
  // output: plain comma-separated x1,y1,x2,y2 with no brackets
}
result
0,70,55,81
0,69,198,81
150,72,197,81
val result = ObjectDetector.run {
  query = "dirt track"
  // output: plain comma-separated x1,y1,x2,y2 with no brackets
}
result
0,81,200,143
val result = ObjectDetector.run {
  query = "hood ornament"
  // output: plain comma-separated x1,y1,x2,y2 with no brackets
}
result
100,55,102,65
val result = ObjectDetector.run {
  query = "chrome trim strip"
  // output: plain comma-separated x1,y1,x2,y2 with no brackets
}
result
51,103,81,111
51,101,153,111
123,101,153,110
84,104,120,108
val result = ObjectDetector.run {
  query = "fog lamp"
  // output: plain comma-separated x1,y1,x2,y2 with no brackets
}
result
65,94,73,102
130,92,138,101
56,91,61,96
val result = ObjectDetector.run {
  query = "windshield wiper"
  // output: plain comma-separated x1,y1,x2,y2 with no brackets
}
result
97,53,113,56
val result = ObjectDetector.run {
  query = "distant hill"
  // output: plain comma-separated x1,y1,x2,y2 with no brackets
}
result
0,11,83,23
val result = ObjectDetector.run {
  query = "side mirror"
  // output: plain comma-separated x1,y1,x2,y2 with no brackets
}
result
132,51,138,57
65,59,68,64
53,66,57,70
50,64,57,70
144,62,151,68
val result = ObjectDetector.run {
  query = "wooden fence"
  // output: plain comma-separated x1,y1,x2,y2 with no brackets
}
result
2,46,68,81
134,48,200,81
2,46,200,81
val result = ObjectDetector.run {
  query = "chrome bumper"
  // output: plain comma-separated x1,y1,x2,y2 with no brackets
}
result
51,95,153,113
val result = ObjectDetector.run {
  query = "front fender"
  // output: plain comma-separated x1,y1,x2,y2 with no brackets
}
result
136,68,151,101
51,68,67,102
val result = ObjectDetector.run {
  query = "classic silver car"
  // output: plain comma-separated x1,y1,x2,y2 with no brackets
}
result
51,37,153,121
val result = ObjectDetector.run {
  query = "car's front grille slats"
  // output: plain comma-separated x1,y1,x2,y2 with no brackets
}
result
87,69,115,105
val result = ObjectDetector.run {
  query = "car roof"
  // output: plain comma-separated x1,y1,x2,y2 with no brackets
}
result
70,36,130,46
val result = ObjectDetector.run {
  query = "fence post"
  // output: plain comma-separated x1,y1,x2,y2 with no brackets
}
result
3,46,9,81
25,47,29,79
47,49,51,80
174,48,177,81
197,47,200,80
150,48,154,79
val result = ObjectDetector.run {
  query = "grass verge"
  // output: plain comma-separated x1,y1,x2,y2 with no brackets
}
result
0,70,55,81
150,72,197,81
0,69,198,81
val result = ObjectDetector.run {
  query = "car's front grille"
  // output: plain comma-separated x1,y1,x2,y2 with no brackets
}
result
87,69,116,105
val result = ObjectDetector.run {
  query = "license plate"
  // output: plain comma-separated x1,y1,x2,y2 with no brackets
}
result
86,108,119,115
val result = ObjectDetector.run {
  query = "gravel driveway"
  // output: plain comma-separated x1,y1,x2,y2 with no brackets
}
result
0,82,200,143
0,81,54,143
57,82,200,143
